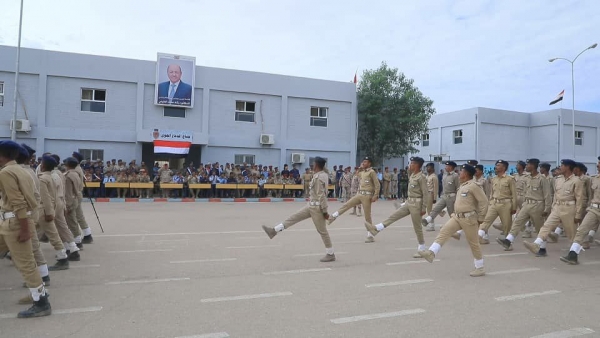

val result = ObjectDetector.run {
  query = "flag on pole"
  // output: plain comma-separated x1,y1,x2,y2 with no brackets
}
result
353,72,357,84
549,90,564,105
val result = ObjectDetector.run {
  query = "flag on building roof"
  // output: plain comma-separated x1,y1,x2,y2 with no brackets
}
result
353,72,357,84
549,90,564,105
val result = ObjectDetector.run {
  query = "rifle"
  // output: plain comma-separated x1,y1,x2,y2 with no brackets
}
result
83,179,104,233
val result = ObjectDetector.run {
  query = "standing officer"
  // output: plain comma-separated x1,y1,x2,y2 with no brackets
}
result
350,167,363,216
391,168,399,199
382,167,392,199
523,159,584,257
422,161,460,232
302,168,312,198
425,163,438,216
418,164,488,277
0,140,51,317
72,152,93,244
561,158,600,264
340,167,352,203
328,157,379,227
365,157,430,256
497,158,551,251
261,157,335,262
477,160,517,244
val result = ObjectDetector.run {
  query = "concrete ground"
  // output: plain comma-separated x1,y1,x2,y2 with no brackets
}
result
1,201,599,338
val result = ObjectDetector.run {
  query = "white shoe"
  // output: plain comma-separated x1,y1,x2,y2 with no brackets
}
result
425,224,435,232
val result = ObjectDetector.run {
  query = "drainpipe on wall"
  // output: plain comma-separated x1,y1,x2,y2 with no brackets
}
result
557,115,561,167
475,113,478,162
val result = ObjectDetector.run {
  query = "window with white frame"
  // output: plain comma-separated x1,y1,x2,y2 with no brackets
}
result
453,129,463,144
0,81,4,107
421,133,430,147
235,101,256,122
310,107,328,127
81,89,106,113
575,130,583,146
164,107,186,118
78,149,104,161
234,154,255,165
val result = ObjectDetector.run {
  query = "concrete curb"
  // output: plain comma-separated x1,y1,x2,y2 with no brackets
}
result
83,198,392,203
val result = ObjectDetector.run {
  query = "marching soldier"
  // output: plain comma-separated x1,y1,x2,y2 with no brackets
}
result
473,165,490,197
71,152,93,244
365,157,430,256
391,168,399,199
350,167,363,216
64,157,86,252
425,163,438,216
477,160,517,244
328,157,379,227
523,159,584,257
496,158,551,251
0,140,52,317
383,167,392,199
261,157,336,262
422,161,460,232
561,158,600,264
418,164,489,277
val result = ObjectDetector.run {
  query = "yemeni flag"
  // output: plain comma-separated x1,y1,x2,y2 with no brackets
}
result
153,140,191,157
549,90,564,105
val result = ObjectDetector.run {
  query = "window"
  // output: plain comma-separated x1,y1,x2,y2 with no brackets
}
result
81,89,106,113
0,81,4,107
453,129,463,144
234,154,255,165
575,130,583,146
310,107,328,127
235,101,256,122
78,149,104,161
164,107,186,118
421,133,430,147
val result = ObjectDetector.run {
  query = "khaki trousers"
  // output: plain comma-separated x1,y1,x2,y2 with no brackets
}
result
337,194,373,225
381,199,424,244
66,200,82,238
30,210,47,266
509,201,544,236
429,194,456,220
573,208,600,244
53,198,75,243
391,181,398,197
37,208,65,251
538,204,576,242
341,186,351,203
0,218,43,288
76,196,89,230
383,181,390,198
283,205,332,248
479,200,512,235
303,184,309,198
426,192,434,214
435,215,482,260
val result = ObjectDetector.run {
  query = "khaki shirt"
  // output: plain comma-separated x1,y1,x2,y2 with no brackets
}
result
426,173,439,195
38,171,56,217
473,175,490,198
341,172,352,188
139,174,151,183
408,172,430,212
542,174,554,202
454,180,489,223
441,171,460,195
553,174,585,220
302,173,312,185
587,175,600,207
158,168,172,183
0,161,38,219
51,169,66,201
75,165,85,185
578,175,591,207
524,173,552,214
391,173,399,183
65,169,82,209
309,171,329,213
358,168,380,194
383,172,392,182
512,172,528,196
490,174,517,211
21,164,41,205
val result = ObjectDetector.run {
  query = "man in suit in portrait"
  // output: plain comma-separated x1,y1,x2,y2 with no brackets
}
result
157,64,193,106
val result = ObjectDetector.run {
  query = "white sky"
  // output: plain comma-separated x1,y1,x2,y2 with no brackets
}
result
1,0,598,114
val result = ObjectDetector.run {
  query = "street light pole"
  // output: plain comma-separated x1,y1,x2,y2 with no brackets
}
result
549,43,597,160
11,0,24,141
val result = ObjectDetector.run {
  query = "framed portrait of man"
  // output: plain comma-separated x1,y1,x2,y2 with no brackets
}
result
154,53,196,108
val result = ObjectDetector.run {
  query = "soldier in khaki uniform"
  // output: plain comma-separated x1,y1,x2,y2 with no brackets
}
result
0,140,51,317
340,167,352,203
302,168,312,198
350,167,363,216
476,160,517,244
425,163,438,216
365,157,430,256
418,164,489,277
261,157,335,262
382,167,392,199
561,158,600,264
157,164,173,198
391,168,399,199
473,165,490,197
497,158,551,251
71,152,92,244
523,159,584,257
64,157,85,249
422,161,460,231
328,157,380,227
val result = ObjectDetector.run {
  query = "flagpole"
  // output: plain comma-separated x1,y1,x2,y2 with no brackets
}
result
11,0,24,141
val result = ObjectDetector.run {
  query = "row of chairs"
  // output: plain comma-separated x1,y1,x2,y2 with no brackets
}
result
84,182,335,190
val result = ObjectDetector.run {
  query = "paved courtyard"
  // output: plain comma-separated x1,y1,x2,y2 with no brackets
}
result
1,201,599,338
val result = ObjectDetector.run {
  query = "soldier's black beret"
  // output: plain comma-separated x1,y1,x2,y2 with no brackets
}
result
72,151,83,162
42,155,58,166
425,162,435,168
0,140,21,152
526,158,540,166
466,160,478,165
21,144,35,156
461,164,476,176
561,159,576,166
445,161,457,167
475,164,484,171
363,156,372,162
64,157,79,166
410,157,424,165
516,161,526,167
575,162,586,170
496,159,509,166
540,162,551,170
314,157,327,167
17,145,30,159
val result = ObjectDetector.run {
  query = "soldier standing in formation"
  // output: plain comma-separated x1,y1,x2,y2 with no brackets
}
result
261,157,335,262
421,161,459,232
365,157,430,258
391,168,399,199
383,167,392,199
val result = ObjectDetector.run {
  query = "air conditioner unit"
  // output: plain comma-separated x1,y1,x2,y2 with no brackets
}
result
260,134,274,145
10,119,31,132
291,153,305,164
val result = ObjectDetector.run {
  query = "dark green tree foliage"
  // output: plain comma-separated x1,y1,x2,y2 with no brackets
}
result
357,62,436,166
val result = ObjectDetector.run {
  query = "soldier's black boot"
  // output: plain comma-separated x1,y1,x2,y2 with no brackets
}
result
48,259,69,271
17,294,51,318
560,251,579,265
82,235,93,244
68,251,81,261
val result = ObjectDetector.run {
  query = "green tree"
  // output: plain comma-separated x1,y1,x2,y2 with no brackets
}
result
357,62,436,166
